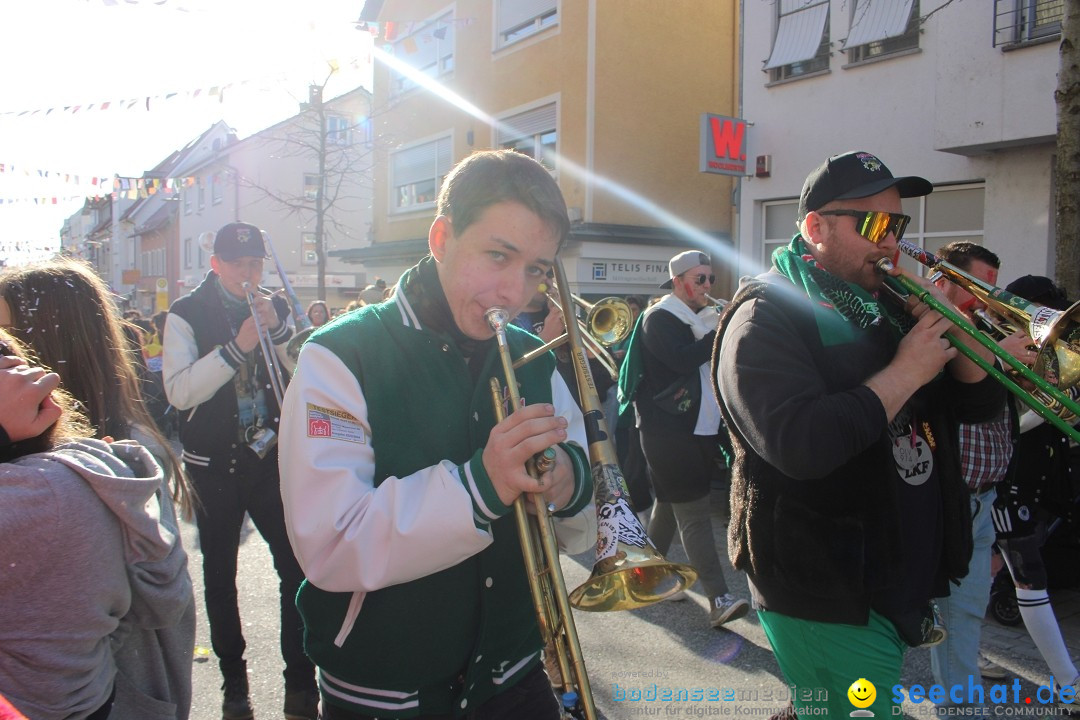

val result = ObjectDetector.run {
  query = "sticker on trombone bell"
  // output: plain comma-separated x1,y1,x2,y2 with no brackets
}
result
1030,307,1058,345
596,497,648,561
306,403,366,443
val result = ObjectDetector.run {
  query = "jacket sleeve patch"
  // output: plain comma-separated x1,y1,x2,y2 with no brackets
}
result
306,403,366,443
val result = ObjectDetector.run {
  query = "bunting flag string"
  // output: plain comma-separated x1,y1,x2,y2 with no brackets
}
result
0,55,370,118
0,165,237,206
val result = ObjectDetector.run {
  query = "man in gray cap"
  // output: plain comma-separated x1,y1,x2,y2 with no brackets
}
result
163,222,317,720
627,249,748,628
713,151,1004,718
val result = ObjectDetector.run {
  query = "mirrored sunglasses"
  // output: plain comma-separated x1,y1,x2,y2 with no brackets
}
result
818,209,911,244
689,273,715,286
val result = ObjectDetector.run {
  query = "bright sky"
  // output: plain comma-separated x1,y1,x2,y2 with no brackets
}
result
0,0,373,264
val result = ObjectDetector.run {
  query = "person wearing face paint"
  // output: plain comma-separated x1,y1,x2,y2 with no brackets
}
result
622,249,748,628
162,222,317,720
926,242,1032,714
278,150,595,720
713,151,1006,719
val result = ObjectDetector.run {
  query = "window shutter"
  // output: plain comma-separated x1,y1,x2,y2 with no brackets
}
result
843,0,916,48
764,0,830,70
497,103,557,145
498,0,557,34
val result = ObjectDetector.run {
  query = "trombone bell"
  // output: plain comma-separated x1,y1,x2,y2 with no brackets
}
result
568,461,698,611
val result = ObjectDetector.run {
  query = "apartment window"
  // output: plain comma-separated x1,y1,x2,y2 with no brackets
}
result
197,181,205,210
211,174,223,204
392,11,455,94
497,0,557,49
761,200,799,268
897,184,985,277
764,0,830,83
184,237,192,269
302,232,318,266
184,188,192,215
304,174,321,202
498,103,557,171
845,0,920,65
327,114,351,145
994,0,1063,47
391,136,452,212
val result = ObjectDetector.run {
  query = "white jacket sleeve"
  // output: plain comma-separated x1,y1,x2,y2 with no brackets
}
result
279,343,597,593
548,372,598,556
161,312,238,411
279,343,502,593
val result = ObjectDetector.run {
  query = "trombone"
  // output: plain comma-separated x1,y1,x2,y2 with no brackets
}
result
877,238,1080,442
513,287,633,381
485,260,697,720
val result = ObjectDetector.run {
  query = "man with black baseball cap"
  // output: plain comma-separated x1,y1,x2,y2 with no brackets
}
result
163,221,318,719
713,151,1005,718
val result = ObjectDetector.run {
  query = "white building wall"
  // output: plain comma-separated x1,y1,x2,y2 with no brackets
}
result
739,0,1060,285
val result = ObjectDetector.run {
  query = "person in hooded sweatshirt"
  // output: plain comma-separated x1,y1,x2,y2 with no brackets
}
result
0,328,192,720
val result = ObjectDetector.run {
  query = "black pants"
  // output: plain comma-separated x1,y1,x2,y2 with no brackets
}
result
319,665,560,720
188,448,315,690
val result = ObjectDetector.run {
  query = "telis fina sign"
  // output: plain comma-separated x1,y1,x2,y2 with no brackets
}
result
700,113,748,177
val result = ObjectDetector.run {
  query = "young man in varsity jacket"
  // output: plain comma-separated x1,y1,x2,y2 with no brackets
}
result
279,150,596,720
163,222,317,720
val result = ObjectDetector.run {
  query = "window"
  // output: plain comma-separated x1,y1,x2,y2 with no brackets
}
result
765,0,830,83
211,173,223,204
897,184,985,276
497,103,557,171
845,0,920,65
197,180,205,210
184,188,192,215
391,136,452,212
184,237,192,269
994,0,1063,47
392,11,455,94
302,232,318,266
304,174,321,202
327,114,351,145
497,0,557,49
761,200,799,269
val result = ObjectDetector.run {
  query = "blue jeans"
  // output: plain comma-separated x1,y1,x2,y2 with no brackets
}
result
931,487,996,710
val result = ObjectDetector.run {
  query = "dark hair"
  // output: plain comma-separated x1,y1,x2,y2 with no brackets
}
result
306,300,330,326
0,327,92,463
436,150,570,246
936,241,1001,271
0,258,192,515
151,310,168,335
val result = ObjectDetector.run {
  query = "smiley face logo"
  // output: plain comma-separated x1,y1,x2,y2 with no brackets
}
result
848,678,876,715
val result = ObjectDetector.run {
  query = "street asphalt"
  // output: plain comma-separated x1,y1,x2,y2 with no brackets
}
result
179,486,1080,720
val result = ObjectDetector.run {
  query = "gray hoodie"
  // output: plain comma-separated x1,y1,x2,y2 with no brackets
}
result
0,439,194,720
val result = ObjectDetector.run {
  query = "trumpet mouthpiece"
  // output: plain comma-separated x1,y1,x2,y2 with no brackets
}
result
875,258,896,273
538,283,549,294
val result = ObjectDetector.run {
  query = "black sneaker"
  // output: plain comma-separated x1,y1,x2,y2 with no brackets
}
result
284,688,320,720
221,672,253,720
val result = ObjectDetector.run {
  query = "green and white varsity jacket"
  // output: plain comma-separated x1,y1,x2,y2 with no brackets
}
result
279,273,595,718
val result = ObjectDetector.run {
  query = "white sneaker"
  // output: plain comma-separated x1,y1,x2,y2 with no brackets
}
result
978,654,1008,680
709,594,749,627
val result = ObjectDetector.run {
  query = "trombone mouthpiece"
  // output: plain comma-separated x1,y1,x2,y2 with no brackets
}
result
538,283,549,294
485,307,510,331
875,258,896,274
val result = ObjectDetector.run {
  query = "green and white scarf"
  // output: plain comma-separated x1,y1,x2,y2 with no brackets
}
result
771,235,913,347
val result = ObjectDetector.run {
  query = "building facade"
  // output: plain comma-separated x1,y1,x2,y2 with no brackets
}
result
739,0,1062,284
345,0,741,300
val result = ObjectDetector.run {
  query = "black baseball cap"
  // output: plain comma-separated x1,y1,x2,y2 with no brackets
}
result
798,151,933,221
213,222,267,261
